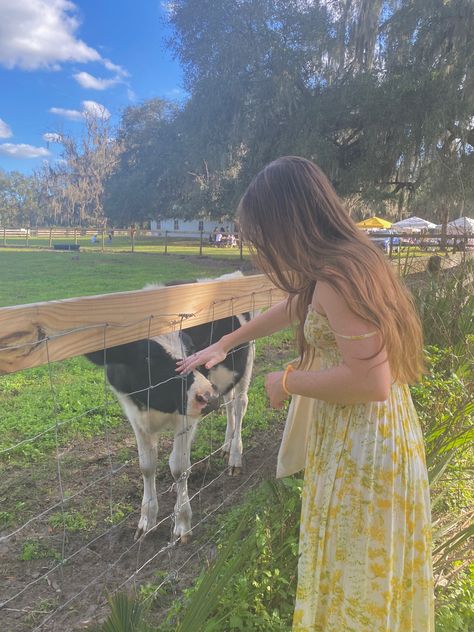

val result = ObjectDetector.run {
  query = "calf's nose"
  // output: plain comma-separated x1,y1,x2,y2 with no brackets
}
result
207,388,219,402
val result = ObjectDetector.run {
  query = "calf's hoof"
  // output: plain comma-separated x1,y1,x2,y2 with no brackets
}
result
173,526,193,545
134,513,157,541
228,465,242,477
179,532,192,545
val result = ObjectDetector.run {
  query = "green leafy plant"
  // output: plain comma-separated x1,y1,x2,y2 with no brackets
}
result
48,509,97,533
95,592,149,632
105,502,134,526
20,539,60,562
436,564,474,632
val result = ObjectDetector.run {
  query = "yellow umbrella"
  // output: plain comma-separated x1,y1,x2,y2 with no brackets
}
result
356,216,392,229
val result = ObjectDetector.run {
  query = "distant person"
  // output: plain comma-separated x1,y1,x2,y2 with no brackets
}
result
108,232,113,242
215,231,223,246
91,234,97,244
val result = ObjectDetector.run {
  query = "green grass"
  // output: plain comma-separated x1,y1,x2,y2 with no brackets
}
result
0,356,124,462
20,539,61,562
0,249,241,306
0,235,249,257
48,508,97,533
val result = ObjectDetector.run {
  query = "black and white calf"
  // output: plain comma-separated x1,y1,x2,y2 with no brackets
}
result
86,273,254,543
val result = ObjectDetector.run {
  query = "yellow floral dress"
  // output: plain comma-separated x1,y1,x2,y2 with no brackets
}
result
292,306,434,631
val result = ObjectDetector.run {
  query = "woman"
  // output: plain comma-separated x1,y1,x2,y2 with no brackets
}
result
177,156,434,631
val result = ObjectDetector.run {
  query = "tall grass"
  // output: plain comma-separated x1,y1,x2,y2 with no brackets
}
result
411,258,473,351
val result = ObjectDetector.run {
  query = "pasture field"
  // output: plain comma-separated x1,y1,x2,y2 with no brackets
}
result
0,235,249,259
0,249,244,306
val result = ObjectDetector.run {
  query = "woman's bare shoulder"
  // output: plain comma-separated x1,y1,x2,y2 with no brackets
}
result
312,279,342,313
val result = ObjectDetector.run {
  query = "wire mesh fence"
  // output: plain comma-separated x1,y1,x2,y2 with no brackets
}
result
0,280,284,631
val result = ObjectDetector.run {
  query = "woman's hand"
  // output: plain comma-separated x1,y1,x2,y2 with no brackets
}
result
265,371,289,409
176,340,228,374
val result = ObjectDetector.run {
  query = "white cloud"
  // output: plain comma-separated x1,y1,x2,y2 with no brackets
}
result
73,71,120,90
49,100,110,120
82,100,110,119
43,132,62,143
49,106,83,121
0,0,128,78
0,0,100,70
0,143,50,158
102,58,128,78
0,118,13,138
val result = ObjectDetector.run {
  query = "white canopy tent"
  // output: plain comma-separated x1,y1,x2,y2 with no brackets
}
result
445,216,474,234
391,216,437,232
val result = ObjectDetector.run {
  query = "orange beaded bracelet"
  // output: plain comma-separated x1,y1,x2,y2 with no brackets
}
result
281,364,295,396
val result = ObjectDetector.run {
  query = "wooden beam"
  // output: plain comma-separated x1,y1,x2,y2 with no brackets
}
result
0,275,286,375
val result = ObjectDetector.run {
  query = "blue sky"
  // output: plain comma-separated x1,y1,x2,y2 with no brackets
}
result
0,0,184,173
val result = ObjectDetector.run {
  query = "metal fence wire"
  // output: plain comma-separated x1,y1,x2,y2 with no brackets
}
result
0,289,281,631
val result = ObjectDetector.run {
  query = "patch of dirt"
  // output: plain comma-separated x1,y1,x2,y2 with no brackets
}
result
0,354,288,632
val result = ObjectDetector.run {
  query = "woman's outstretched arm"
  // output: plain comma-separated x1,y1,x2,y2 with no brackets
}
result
176,297,294,373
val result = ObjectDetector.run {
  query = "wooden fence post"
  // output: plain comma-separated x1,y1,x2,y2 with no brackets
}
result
74,228,77,245
199,230,204,256
3,226,6,247
26,228,29,248
49,227,53,248
101,230,105,252
164,230,168,255
131,227,135,253
239,233,243,262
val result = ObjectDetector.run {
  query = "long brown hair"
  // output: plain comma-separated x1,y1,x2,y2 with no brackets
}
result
238,156,424,384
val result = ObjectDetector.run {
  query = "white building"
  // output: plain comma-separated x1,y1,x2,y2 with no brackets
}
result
150,219,237,236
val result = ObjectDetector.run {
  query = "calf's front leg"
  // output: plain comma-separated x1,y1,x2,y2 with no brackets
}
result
133,424,159,540
169,417,198,544
223,344,253,475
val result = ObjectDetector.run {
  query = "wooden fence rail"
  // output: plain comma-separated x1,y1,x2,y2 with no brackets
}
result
1,254,471,375
0,275,285,375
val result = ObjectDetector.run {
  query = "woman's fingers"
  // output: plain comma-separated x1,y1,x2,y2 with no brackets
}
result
176,351,216,374
176,353,202,374
176,345,227,374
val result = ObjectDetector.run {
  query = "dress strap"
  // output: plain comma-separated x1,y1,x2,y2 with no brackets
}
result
332,330,379,340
